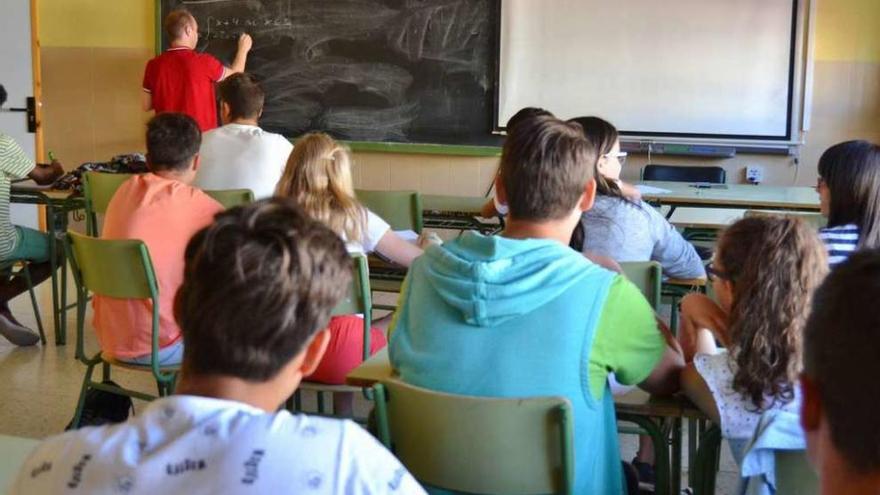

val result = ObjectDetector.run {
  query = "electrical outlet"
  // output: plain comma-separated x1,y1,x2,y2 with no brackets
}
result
745,165,764,184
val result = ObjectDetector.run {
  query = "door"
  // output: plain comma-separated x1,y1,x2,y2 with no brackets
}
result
0,0,39,229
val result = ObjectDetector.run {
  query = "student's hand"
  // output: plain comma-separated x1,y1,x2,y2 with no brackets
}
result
480,198,498,218
417,231,442,249
49,159,64,178
680,293,729,346
238,33,253,52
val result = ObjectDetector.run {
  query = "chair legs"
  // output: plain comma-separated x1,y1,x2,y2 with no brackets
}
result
71,361,97,430
20,263,46,345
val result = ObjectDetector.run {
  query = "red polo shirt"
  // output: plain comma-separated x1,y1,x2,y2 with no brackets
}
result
142,47,224,131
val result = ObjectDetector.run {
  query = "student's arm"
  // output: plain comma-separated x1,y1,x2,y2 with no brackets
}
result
646,202,706,279
28,160,64,185
142,92,153,112
589,276,684,400
220,33,253,80
374,230,424,267
680,363,722,424
481,198,498,218
679,293,729,350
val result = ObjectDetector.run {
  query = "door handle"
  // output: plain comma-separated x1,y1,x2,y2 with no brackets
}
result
7,97,37,133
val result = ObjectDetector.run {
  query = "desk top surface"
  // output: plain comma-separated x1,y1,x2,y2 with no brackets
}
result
346,349,704,419
639,181,819,210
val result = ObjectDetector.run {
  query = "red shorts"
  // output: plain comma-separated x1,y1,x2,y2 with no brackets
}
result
305,315,387,385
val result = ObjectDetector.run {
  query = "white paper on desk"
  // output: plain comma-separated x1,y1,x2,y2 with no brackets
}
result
394,230,419,243
636,184,672,195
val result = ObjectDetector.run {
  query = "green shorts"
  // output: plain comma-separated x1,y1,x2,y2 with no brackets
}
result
5,226,50,263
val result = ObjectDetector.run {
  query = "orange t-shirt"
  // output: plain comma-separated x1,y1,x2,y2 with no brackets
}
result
93,174,223,359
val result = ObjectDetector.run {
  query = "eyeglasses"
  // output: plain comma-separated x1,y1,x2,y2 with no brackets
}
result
706,261,731,282
603,151,628,166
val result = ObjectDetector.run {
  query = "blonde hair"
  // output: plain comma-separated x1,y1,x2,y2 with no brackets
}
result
275,133,366,242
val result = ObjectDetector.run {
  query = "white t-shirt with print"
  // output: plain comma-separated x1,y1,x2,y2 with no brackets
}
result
346,209,390,254
10,395,425,495
195,123,293,199
694,350,801,465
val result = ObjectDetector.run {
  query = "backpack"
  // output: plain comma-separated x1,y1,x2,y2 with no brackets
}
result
65,380,134,430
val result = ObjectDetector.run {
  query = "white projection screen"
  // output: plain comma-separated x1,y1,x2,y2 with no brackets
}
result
498,0,799,142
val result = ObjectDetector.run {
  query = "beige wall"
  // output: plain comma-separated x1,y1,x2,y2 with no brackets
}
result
38,0,880,194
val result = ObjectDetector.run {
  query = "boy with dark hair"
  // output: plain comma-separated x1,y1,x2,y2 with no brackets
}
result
389,115,683,494
195,72,292,199
143,9,252,131
801,250,880,494
93,113,223,366
0,83,64,345
12,199,424,494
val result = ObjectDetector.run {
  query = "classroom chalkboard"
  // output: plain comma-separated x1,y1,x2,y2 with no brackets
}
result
160,0,501,147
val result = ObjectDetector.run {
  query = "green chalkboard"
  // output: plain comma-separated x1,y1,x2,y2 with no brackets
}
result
159,0,503,151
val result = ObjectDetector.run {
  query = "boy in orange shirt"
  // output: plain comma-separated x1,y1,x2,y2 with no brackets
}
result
93,113,222,365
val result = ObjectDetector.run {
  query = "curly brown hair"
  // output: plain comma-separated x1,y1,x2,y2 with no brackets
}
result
717,216,828,411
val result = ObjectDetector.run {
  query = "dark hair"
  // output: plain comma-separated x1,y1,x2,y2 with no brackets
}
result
164,9,195,41
506,107,553,132
718,216,827,411
818,140,880,249
567,116,628,250
146,113,201,172
175,198,352,381
500,116,596,221
0,84,6,107
567,117,626,200
218,73,265,121
804,250,880,473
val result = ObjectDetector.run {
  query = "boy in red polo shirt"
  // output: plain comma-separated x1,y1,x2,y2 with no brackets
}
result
143,9,252,131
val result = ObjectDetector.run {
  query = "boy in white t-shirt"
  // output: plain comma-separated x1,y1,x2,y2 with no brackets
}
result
10,199,424,495
195,73,293,199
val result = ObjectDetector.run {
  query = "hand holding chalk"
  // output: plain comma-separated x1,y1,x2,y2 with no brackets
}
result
238,33,253,52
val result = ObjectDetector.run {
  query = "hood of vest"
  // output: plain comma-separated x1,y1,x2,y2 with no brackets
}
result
419,231,600,327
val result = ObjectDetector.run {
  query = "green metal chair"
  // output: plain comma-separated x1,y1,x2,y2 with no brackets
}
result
355,189,423,308
373,379,575,495
620,261,662,310
355,189,424,233
205,188,255,209
0,259,45,344
291,255,373,416
83,172,134,236
65,231,178,429
689,424,722,495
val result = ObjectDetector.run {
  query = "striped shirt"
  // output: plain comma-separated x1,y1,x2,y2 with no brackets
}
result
819,223,859,267
0,134,36,258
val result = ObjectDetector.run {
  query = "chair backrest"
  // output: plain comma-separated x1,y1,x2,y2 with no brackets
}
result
775,450,819,495
356,189,424,233
83,172,134,236
744,210,827,229
205,188,255,209
373,379,574,495
331,255,373,361
620,261,662,310
66,231,157,300
642,164,726,184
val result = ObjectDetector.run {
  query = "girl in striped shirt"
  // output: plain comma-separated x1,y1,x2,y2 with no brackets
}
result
816,140,880,266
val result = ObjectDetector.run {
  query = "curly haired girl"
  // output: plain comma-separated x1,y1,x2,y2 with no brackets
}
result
679,216,828,465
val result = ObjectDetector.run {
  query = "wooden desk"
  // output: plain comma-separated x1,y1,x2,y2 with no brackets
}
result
346,349,711,495
639,181,820,212
10,183,84,345
668,207,746,230
0,434,38,492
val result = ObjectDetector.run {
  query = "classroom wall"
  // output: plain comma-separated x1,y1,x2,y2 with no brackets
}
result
37,0,880,194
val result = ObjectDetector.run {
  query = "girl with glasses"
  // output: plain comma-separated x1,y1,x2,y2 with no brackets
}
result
678,216,827,468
